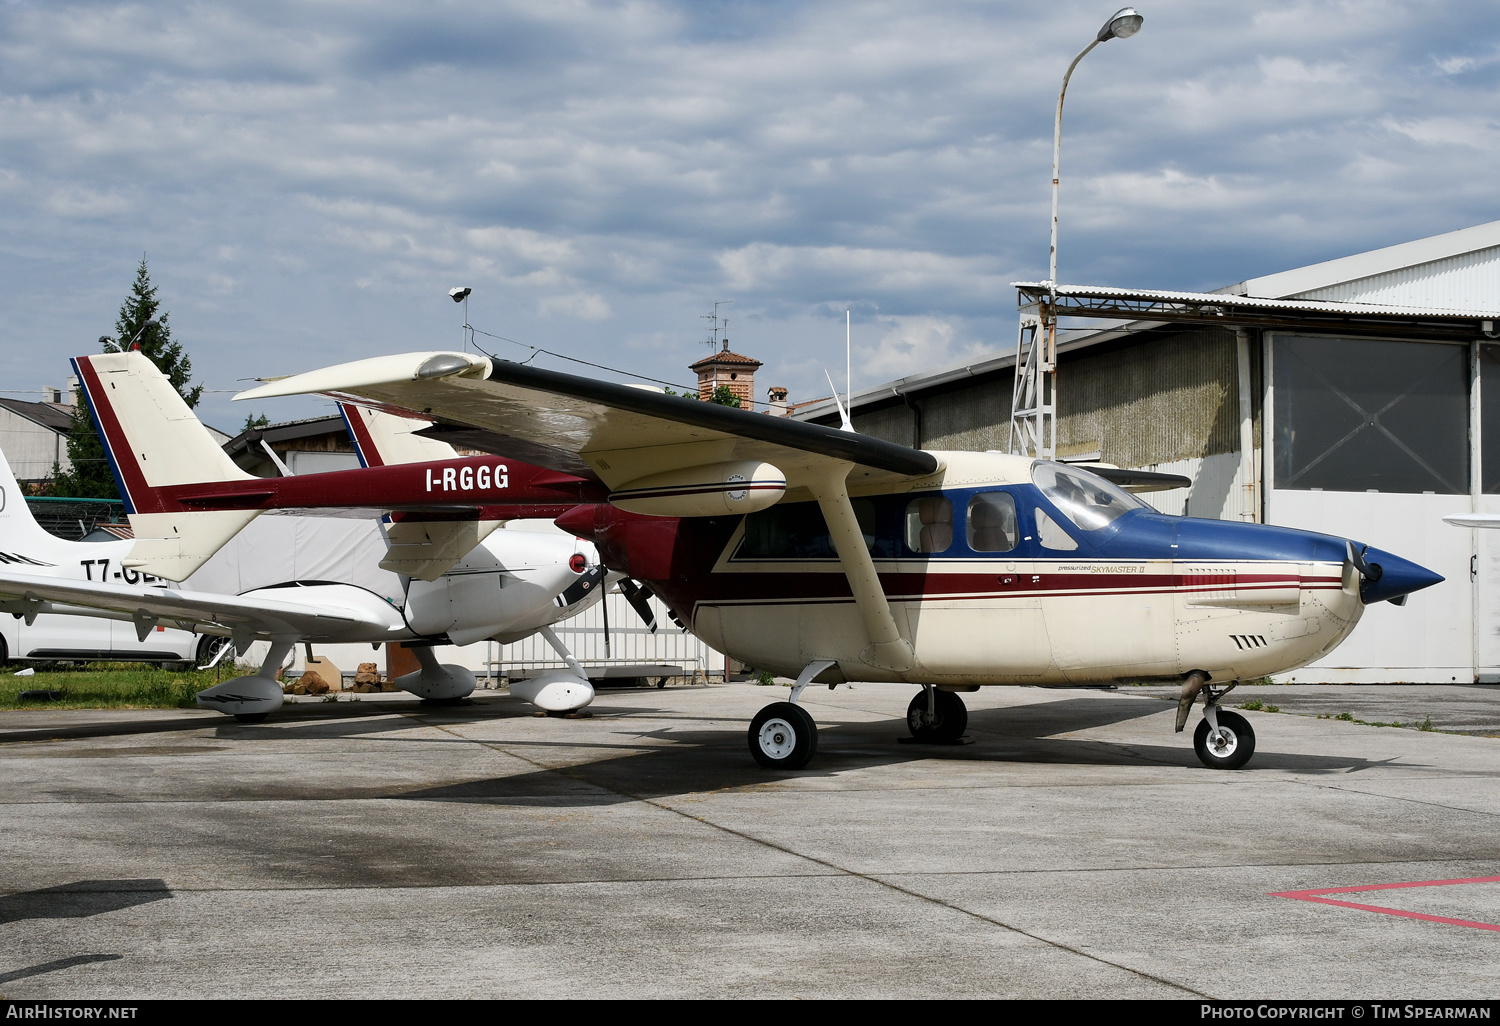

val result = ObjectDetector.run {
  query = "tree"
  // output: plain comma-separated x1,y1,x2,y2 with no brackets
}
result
52,258,200,498
242,412,270,432
709,385,742,408
115,257,201,408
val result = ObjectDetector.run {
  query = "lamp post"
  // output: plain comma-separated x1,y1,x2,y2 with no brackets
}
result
1012,7,1142,460
449,286,472,351
1049,7,1142,300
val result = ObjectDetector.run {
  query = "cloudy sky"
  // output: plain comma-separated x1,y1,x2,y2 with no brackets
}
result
1,0,1497,432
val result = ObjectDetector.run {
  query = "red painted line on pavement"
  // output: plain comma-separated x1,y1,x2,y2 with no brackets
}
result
1271,875,1500,932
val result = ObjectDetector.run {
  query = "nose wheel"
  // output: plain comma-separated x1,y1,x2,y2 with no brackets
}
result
1193,708,1255,769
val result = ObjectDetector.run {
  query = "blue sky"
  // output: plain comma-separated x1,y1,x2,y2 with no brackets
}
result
1,0,1497,432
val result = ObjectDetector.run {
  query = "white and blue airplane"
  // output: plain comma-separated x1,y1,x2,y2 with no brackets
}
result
236,351,1445,771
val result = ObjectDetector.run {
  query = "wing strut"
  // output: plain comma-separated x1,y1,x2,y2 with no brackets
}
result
808,462,915,672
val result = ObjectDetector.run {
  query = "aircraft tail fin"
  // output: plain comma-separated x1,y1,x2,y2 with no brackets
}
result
0,445,79,562
72,352,263,581
339,402,458,468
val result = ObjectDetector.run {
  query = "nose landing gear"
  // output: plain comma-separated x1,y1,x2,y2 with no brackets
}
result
1177,671,1256,770
1194,708,1255,770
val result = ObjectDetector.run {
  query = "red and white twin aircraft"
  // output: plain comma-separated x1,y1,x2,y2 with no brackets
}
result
232,351,1443,771
0,352,615,719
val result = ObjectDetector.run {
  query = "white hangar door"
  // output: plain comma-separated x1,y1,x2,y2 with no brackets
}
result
1265,334,1474,684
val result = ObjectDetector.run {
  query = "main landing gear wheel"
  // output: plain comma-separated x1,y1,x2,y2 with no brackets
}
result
749,702,817,770
1194,710,1255,770
234,713,269,724
907,689,967,743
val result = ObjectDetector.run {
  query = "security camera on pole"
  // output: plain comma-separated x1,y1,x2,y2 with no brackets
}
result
1008,8,1143,460
449,286,472,351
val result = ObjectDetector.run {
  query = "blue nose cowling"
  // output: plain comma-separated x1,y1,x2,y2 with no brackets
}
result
1358,545,1445,605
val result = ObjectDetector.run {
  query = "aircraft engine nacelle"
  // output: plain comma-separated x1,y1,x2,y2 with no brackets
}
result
608,461,785,518
405,533,604,646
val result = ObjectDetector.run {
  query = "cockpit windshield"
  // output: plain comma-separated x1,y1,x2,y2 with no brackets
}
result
1030,461,1146,532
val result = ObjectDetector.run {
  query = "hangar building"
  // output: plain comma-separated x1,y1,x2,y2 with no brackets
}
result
795,220,1500,684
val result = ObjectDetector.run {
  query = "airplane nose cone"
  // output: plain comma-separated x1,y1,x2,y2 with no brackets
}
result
1357,546,1444,605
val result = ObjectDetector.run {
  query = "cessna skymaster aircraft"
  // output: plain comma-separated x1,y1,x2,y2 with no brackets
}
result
236,350,1443,771
0,351,613,720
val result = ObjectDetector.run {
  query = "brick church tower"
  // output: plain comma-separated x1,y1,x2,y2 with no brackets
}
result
690,341,762,408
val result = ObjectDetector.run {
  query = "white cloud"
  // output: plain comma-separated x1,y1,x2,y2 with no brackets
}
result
43,188,132,218
0,0,1494,428
855,315,986,382
537,291,611,320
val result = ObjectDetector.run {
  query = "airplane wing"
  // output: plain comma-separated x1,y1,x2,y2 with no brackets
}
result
0,570,402,644
237,352,941,498
1444,514,1500,529
237,352,950,673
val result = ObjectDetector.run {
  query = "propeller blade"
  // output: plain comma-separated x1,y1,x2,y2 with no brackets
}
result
619,579,659,634
1346,541,1383,583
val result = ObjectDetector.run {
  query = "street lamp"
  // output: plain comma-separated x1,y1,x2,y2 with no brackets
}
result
1049,7,1143,300
1012,8,1142,461
449,286,472,351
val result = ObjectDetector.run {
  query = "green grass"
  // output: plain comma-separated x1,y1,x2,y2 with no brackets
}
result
0,663,242,710
1239,698,1280,713
1318,710,1438,731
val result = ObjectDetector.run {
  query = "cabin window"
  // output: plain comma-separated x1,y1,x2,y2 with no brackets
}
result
967,492,1019,552
1034,508,1079,552
1031,461,1142,531
904,496,953,554
737,498,895,559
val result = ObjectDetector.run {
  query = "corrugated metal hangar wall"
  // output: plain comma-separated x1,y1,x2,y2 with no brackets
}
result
834,325,1260,524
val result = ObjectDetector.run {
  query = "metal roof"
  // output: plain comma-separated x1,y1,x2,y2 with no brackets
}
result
1012,282,1500,340
0,398,73,434
1224,218,1500,301
1014,281,1500,318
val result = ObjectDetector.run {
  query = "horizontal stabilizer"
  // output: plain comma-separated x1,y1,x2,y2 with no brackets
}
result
380,518,502,581
124,509,264,582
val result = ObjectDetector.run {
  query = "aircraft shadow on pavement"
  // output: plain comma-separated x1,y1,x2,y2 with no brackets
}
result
0,953,123,986
0,879,171,926
390,695,1407,808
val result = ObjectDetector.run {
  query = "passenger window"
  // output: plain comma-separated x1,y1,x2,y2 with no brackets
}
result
1034,507,1078,552
904,496,953,554
967,492,1018,552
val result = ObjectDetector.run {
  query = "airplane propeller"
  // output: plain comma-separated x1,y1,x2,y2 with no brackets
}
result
618,578,659,635
1346,540,1383,585
1346,540,1408,605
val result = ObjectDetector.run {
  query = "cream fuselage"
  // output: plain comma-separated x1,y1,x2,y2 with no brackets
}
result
591,451,1369,687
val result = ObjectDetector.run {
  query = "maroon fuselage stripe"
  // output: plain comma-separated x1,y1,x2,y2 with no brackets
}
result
156,457,607,513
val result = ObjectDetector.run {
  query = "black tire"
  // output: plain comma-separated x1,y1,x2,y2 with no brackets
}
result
656,677,668,689
196,635,231,667
234,713,269,723
748,702,818,770
1193,710,1256,770
0,632,8,666
907,689,968,742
